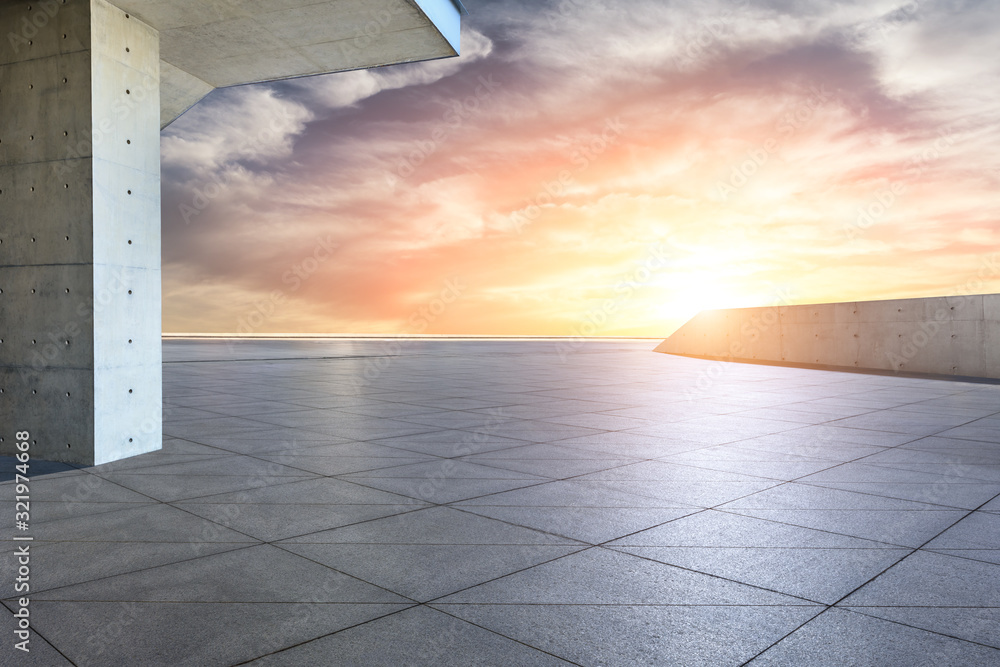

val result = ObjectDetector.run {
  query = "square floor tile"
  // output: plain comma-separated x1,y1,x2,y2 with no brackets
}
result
925,511,1000,563
438,547,811,606
607,510,909,603
747,608,1000,665
245,606,574,665
6,600,410,666
277,507,584,601
431,604,820,666
29,543,407,604
841,551,1000,646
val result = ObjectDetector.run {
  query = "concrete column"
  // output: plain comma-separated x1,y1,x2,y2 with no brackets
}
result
1,0,162,465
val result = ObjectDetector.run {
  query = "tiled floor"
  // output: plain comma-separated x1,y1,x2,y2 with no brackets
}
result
3,338,1000,666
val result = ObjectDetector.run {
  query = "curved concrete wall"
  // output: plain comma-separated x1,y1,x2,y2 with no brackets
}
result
655,294,1000,380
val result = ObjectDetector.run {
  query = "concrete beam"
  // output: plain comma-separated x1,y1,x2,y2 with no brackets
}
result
655,294,1000,380
160,61,213,130
112,0,465,128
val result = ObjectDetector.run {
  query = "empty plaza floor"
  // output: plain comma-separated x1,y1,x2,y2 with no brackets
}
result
3,338,1000,666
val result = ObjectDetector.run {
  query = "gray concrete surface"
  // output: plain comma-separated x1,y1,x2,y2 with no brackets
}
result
657,294,1000,380
0,0,463,465
1,339,998,665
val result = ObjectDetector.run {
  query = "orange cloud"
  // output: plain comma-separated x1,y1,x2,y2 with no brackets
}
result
161,0,1000,336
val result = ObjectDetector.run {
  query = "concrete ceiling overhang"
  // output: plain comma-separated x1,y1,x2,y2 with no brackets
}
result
104,0,466,128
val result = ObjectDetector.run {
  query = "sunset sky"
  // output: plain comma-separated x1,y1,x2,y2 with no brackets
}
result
161,0,1000,337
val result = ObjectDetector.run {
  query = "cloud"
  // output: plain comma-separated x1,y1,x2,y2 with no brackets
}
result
298,69,384,109
162,87,313,174
159,0,1000,335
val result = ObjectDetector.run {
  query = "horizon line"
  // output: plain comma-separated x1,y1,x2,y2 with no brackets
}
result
162,333,661,341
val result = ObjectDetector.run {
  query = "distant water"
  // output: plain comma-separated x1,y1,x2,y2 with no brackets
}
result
161,337,655,363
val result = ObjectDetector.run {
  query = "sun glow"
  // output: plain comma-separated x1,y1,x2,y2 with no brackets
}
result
161,2,1000,337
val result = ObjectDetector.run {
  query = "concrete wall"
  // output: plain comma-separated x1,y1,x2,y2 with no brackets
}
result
0,0,162,464
655,294,1000,380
